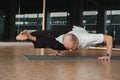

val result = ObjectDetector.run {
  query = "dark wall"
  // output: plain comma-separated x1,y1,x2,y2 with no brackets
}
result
0,11,4,40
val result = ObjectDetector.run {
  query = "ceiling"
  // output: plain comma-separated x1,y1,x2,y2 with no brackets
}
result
0,0,120,13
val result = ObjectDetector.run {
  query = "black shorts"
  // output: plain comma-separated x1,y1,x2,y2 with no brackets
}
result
31,29,71,50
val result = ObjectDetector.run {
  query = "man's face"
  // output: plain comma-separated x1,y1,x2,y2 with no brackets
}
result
62,35,78,51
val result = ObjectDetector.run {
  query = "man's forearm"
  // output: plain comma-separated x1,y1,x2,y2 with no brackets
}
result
103,35,113,55
98,35,113,61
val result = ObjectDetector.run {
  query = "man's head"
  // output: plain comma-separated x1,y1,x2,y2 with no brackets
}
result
62,34,79,51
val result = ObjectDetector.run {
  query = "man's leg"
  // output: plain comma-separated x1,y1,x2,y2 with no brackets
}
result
16,30,36,41
16,30,68,56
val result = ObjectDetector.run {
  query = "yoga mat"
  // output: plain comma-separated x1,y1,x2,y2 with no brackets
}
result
24,55,120,60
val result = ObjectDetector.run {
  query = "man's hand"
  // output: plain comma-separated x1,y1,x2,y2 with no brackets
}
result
98,56,110,61
48,50,63,56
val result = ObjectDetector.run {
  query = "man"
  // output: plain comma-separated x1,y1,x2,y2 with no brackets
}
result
16,25,113,61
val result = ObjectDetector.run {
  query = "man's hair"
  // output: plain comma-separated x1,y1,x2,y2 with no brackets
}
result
63,34,77,44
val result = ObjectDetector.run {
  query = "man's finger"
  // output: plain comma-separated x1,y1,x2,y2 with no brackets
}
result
98,56,110,61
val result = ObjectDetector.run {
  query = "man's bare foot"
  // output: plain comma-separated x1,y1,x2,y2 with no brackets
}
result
16,30,30,40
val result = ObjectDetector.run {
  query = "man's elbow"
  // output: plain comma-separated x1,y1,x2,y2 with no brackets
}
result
104,35,113,43
108,35,113,42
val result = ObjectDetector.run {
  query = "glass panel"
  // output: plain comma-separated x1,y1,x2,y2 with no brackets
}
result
106,10,120,48
83,11,97,33
48,12,68,30
15,13,42,34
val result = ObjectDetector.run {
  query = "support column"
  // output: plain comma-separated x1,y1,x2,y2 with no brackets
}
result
96,8,105,33
79,0,83,27
69,0,83,27
42,0,47,30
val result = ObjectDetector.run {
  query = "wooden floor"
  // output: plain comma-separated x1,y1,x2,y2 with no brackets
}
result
0,42,120,80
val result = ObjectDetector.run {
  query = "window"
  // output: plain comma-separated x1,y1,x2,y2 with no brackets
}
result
83,11,97,33
105,10,120,43
15,13,42,34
